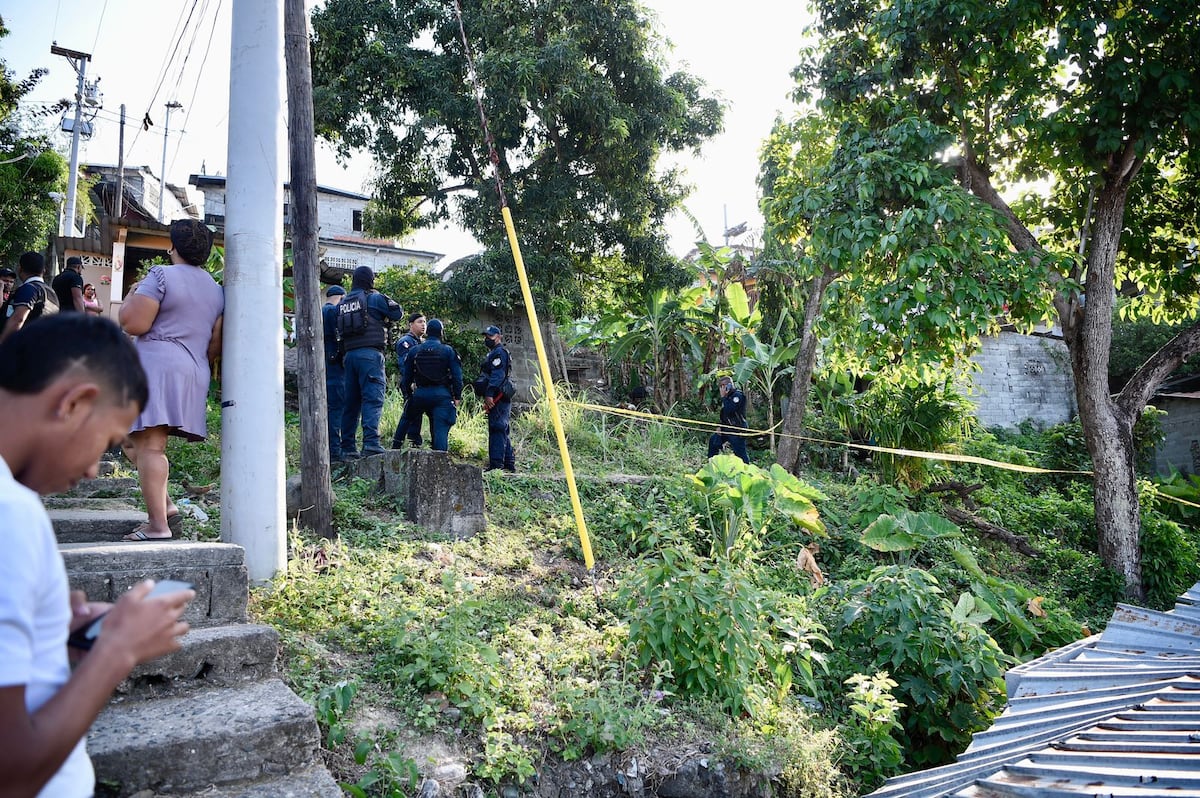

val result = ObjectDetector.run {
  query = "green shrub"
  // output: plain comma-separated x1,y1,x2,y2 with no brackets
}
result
827,566,1008,766
1152,468,1200,531
835,377,976,489
622,548,796,716
989,483,1097,551
1025,546,1123,627
1041,408,1165,477
1139,510,1200,611
838,672,905,789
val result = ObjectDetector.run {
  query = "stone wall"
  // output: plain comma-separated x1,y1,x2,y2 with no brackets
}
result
968,331,1076,430
1152,396,1200,476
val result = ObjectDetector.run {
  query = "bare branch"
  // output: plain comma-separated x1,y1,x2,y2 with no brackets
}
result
1117,319,1200,417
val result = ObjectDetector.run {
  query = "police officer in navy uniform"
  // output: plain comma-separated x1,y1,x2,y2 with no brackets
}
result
338,266,403,457
707,375,750,463
478,325,516,472
321,285,347,461
390,312,428,449
400,318,462,451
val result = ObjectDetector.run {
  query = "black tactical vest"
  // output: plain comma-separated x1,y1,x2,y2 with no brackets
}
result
412,342,453,386
338,290,386,351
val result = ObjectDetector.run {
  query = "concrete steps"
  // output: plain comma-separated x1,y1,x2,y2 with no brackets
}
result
169,766,342,797
113,624,281,702
52,506,148,543
59,475,140,498
52,475,339,797
89,680,320,795
62,541,248,629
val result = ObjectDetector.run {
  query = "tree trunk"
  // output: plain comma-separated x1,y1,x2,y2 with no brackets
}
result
776,266,836,473
285,0,335,538
961,151,1153,598
1068,183,1143,598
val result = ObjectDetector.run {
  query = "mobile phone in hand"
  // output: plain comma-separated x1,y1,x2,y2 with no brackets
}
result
67,580,194,650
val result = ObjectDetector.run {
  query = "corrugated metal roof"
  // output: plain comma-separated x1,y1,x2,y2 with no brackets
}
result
866,581,1200,797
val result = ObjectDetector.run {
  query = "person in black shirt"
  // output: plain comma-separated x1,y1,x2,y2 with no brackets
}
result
321,285,347,461
477,325,516,471
399,319,462,451
707,375,750,463
51,256,85,313
0,253,57,343
390,312,428,449
337,266,403,457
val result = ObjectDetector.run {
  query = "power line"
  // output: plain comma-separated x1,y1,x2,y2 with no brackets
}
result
171,0,224,179
128,0,202,157
90,0,110,56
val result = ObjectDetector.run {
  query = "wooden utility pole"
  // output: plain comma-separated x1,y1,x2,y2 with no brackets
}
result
284,0,335,537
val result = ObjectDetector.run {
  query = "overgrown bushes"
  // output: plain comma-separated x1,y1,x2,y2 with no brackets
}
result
235,382,1194,796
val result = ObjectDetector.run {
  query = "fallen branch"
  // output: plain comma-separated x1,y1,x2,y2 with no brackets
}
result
926,480,984,509
943,505,1039,558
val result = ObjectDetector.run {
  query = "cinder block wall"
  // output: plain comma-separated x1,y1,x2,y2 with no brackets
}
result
1153,396,1200,476
969,332,1077,430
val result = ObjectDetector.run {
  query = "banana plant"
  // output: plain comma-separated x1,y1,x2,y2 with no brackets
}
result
729,312,799,454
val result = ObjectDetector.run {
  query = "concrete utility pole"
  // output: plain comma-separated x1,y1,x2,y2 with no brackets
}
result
52,44,90,237
158,100,182,222
285,0,336,538
222,0,287,581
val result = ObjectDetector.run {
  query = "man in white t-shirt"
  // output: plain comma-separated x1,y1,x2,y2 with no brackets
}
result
0,313,195,797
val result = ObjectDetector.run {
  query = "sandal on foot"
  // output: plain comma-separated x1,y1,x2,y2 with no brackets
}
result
167,512,183,535
123,524,172,542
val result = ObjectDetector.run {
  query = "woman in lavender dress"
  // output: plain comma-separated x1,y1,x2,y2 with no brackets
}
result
118,219,224,540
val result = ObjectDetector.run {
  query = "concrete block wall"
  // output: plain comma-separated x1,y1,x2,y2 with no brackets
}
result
969,331,1076,430
1152,396,1200,476
477,310,549,404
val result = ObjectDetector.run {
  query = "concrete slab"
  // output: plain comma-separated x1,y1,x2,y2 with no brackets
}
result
51,507,147,543
113,624,280,702
61,542,248,627
54,477,141,499
89,679,321,796
404,450,486,538
170,765,342,797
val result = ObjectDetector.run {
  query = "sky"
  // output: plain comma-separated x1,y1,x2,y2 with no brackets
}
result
1,0,809,262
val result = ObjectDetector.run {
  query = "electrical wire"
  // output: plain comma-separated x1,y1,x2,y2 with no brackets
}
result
90,0,110,56
128,0,203,157
170,0,224,179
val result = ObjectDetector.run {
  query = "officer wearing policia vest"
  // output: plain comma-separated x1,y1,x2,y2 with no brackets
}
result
399,318,462,452
707,375,750,463
390,312,428,449
477,325,515,472
322,285,347,462
337,266,403,457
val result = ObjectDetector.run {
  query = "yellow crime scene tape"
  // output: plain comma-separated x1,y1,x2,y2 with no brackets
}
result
453,0,595,572
571,401,1092,476
571,401,1199,514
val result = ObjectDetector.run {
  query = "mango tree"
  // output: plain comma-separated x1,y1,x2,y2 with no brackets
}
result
792,0,1200,598
309,0,722,314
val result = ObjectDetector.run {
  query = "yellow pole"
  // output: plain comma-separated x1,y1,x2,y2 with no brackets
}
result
499,206,595,570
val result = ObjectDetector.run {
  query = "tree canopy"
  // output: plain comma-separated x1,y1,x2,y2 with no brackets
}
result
310,0,722,314
774,0,1200,595
0,16,68,264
